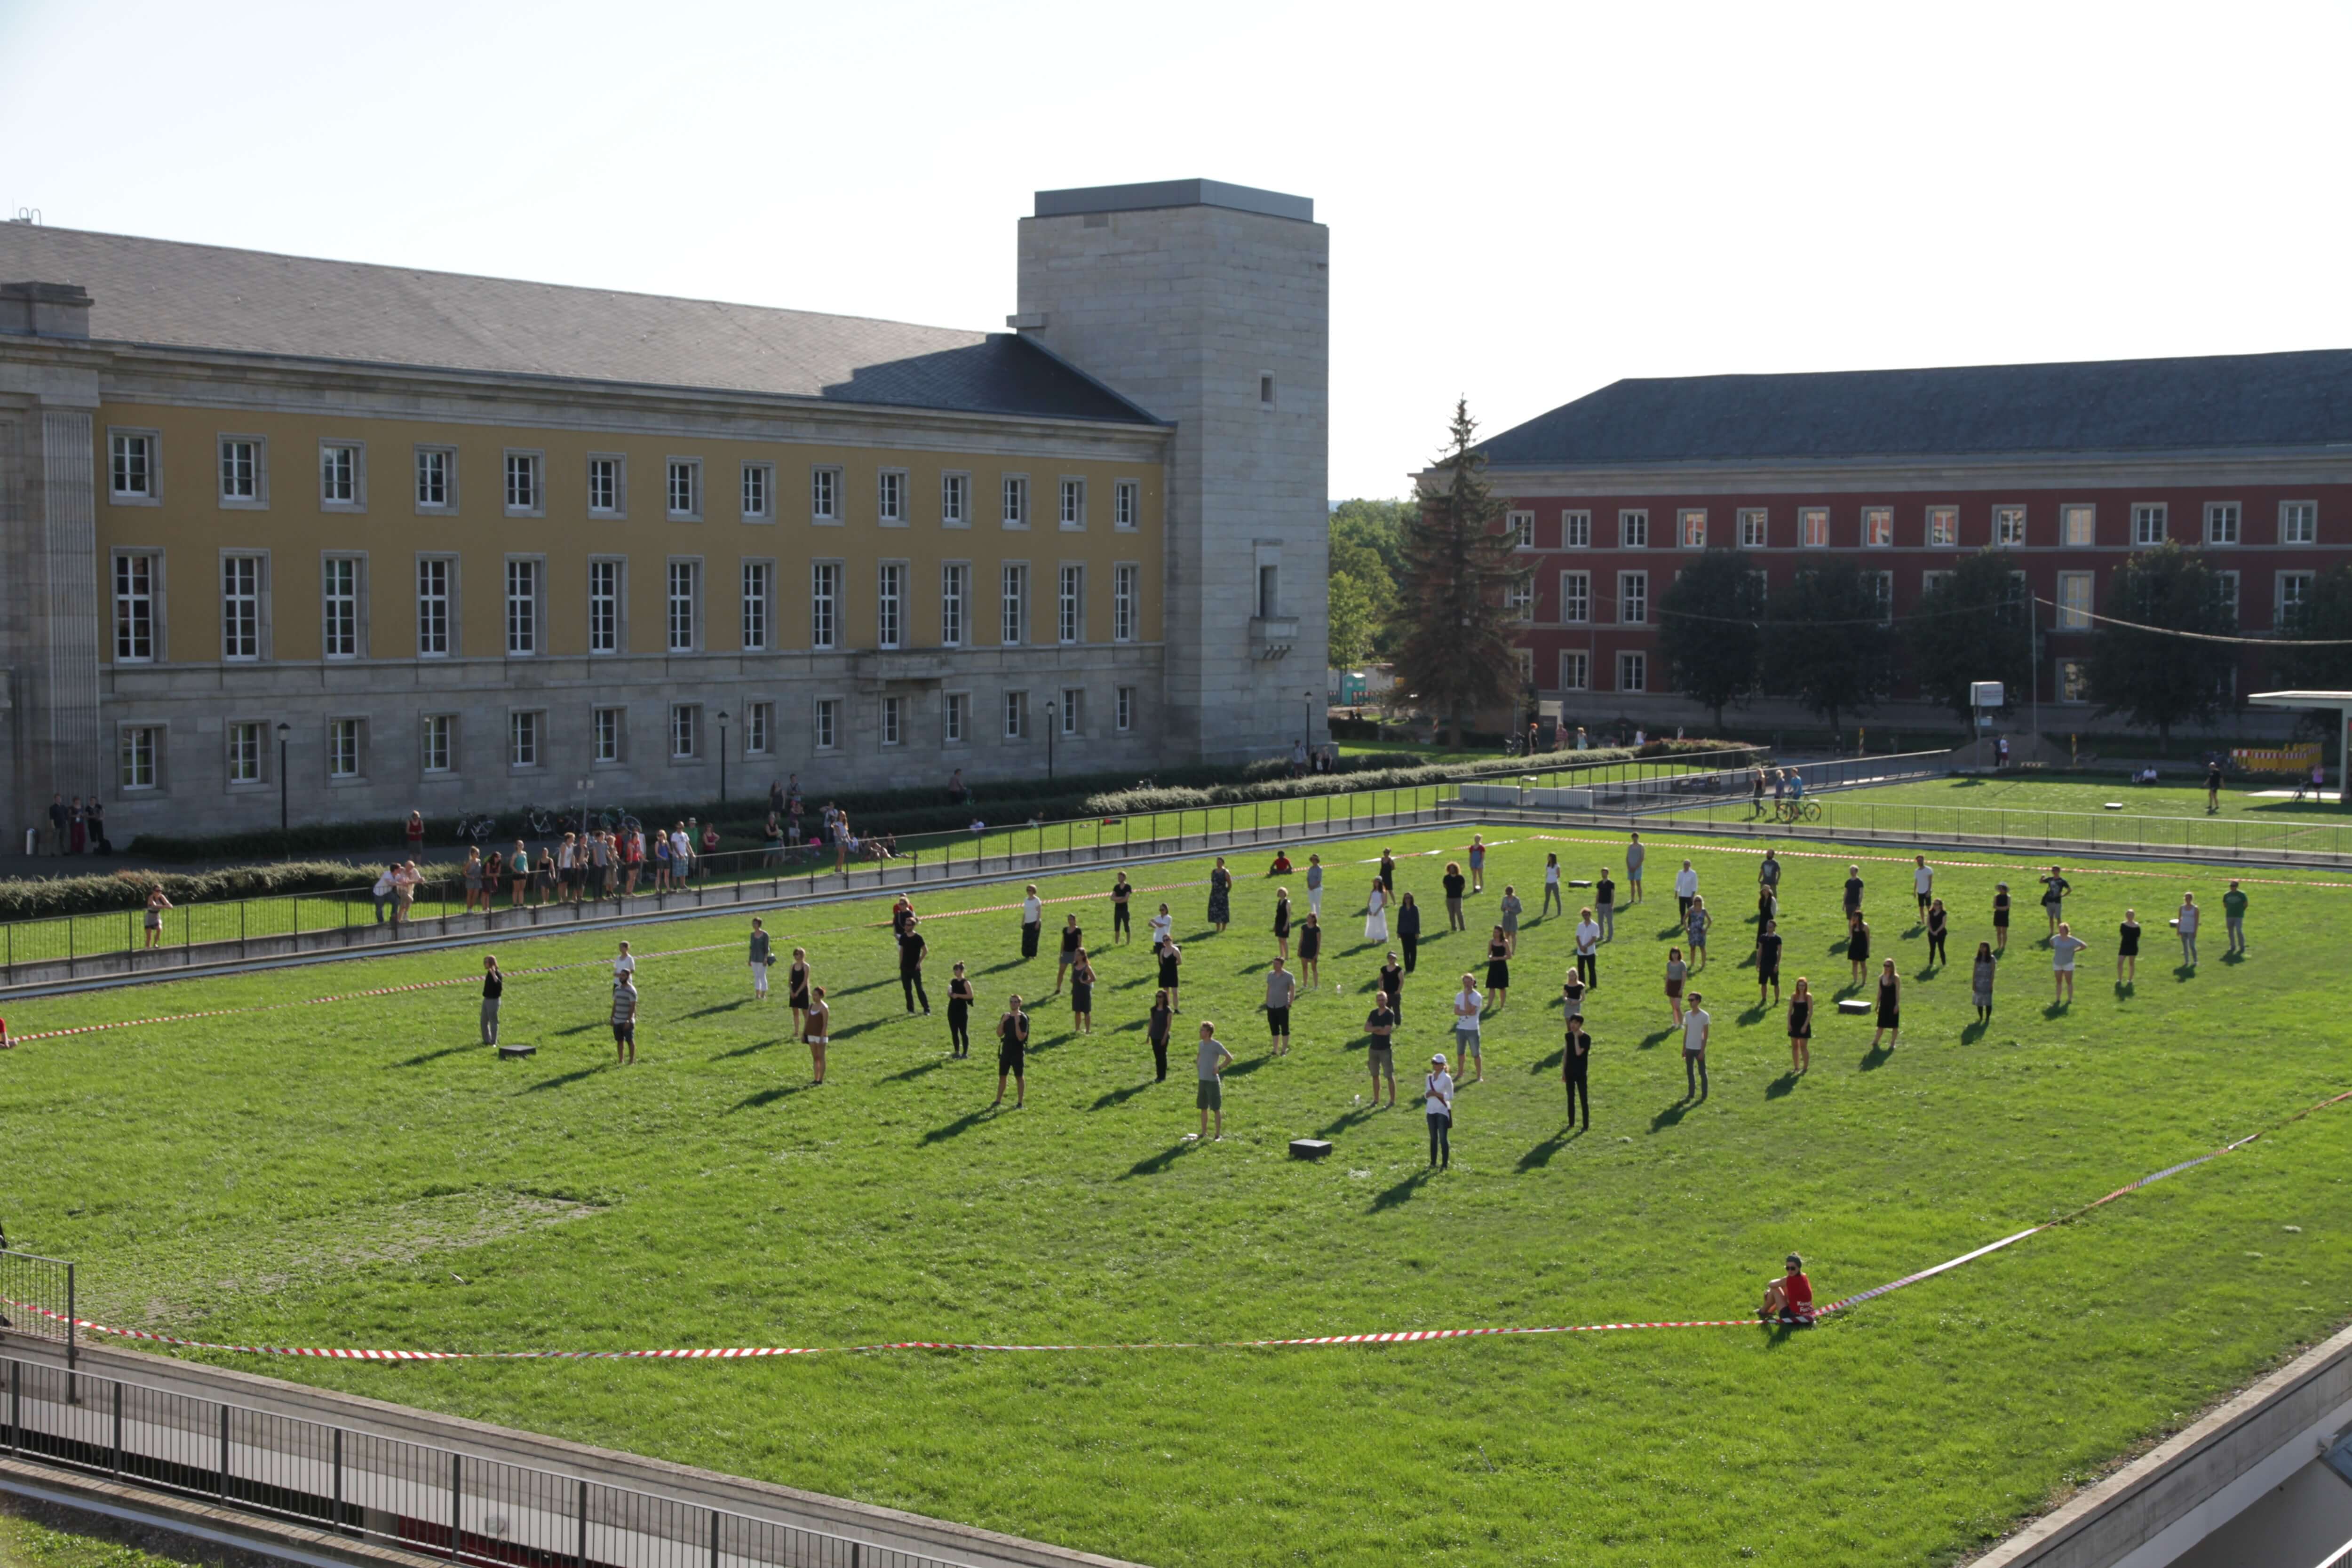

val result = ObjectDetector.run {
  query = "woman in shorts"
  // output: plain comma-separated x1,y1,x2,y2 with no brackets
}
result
142,886,173,949
462,848,484,913
1055,913,1083,994
2117,908,2141,984
803,985,830,1084
993,995,1030,1109
1786,977,1812,1074
1664,947,1688,1027
1871,958,1900,1051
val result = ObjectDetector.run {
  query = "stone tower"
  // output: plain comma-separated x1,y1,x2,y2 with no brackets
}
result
1015,180,1329,765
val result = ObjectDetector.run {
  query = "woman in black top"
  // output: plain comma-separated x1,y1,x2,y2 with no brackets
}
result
1273,889,1293,959
1297,915,1322,987
992,996,1030,1109
479,956,504,1046
899,923,931,1014
1055,914,1083,994
2117,908,2141,984
1872,959,1900,1051
1208,858,1233,932
946,963,976,1057
1442,863,1468,931
1560,968,1587,1017
1993,884,2012,954
1754,919,1782,1005
787,947,813,1035
1484,925,1511,1011
1146,988,1174,1082
2040,867,2071,936
1847,914,1871,984
1925,899,1948,967
1786,979,1813,1073
1157,939,1184,1011
1842,868,1865,917
1377,850,1397,894
1379,953,1406,1019
1111,872,1133,942
1069,950,1095,1034
1396,892,1422,972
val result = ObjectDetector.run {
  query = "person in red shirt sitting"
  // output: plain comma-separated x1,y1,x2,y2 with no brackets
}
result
1268,851,1294,876
1759,1253,1814,1325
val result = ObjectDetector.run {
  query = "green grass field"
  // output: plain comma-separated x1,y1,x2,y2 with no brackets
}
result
7,828,2352,1566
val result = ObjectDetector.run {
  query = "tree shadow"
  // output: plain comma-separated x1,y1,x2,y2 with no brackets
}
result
1765,1070,1799,1099
392,1043,477,1067
730,1082,817,1113
1125,1141,1194,1178
1089,1080,1156,1111
1370,1169,1433,1211
921,1108,995,1143
1650,1099,1691,1132
881,1058,946,1083
1517,1126,1584,1170
683,998,752,1019
712,1036,787,1060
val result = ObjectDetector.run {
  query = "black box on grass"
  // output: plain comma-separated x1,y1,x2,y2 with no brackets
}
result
498,1043,538,1060
1289,1138,1333,1160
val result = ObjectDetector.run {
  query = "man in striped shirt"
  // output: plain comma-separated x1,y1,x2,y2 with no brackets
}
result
611,977,638,1064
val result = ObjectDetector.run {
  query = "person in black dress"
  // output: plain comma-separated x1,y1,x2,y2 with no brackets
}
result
1111,872,1133,943
1157,937,1184,1012
899,919,931,1014
1993,884,2012,955
1847,913,1871,985
1563,1011,1591,1129
1755,918,1782,1005
1484,925,1511,1012
1786,978,1813,1074
1055,914,1083,994
2117,908,2141,984
1560,968,1587,1018
1146,988,1174,1081
993,997,1030,1109
787,947,812,1036
1273,889,1293,960
1871,959,1900,1051
1297,914,1322,988
1925,899,1948,967
1379,952,1406,1019
946,963,975,1057
1207,858,1233,932
1377,849,1397,895
1069,949,1096,1034
1396,891,1421,972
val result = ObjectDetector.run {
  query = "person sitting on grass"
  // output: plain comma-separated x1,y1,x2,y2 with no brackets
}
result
1759,1254,1814,1325
1268,850,1293,876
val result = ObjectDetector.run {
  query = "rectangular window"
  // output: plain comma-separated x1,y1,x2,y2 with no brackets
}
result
2058,660,2090,704
505,559,538,655
220,438,259,502
2279,571,2315,623
111,432,155,499
221,555,262,661
1869,570,1894,622
941,563,968,647
2129,503,2166,546
120,726,159,790
741,462,773,521
740,560,770,651
1059,689,1082,736
1112,564,1138,642
1057,564,1082,644
1562,509,1591,548
1618,571,1647,625
507,711,538,770
2062,504,2095,547
1506,573,1534,620
2218,570,2241,621
415,448,453,511
593,707,621,764
1800,507,1829,548
114,554,156,662
2281,501,2317,545
1738,508,1768,548
1679,509,1707,549
814,698,837,751
321,557,359,659
1619,509,1648,548
588,560,620,653
2056,572,2094,629
1001,475,1028,528
879,470,906,525
668,703,698,758
330,717,362,779
1115,479,1140,531
227,721,262,784
1508,510,1535,549
881,694,903,747
1617,651,1647,693
1004,690,1029,739
1258,564,1280,620
1001,564,1027,645
942,472,969,527
746,701,772,756
878,563,905,649
1059,478,1085,530
667,461,699,520
504,453,541,514
1115,685,1134,732
1558,650,1589,692
1921,569,1953,597
588,457,621,516
320,444,359,507
1995,506,2027,547
666,560,698,652
1863,507,1893,547
811,467,840,522
943,691,967,745
421,714,453,773
417,558,452,656
1558,570,1590,624
2205,502,2241,545
1928,506,1959,548
810,563,840,650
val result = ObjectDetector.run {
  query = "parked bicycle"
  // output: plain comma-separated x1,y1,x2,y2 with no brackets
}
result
521,805,561,837
454,812,500,844
1775,798,1823,824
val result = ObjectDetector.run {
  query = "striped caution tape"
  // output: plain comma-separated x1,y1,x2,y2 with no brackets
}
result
15,1087,2345,1362
1529,834,2352,892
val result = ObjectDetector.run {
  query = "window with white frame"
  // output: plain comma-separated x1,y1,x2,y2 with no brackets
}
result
504,453,541,514
1558,570,1590,624
588,457,621,516
1057,564,1082,644
741,462,773,521
227,721,262,784
2058,660,2090,704
1618,571,1647,625
2218,570,2241,621
810,562,840,651
320,444,360,507
942,472,969,527
1868,570,1894,622
421,714,453,773
1994,506,2027,547
2282,501,2317,545
2062,504,2095,547
941,563,968,647
878,470,906,525
1749,569,1769,607
666,561,698,652
666,461,699,520
2056,571,2093,629
221,555,262,661
1921,569,1953,598
1863,507,1893,547
114,554,156,662
943,691,967,744
746,701,772,756
2132,503,2168,546
1506,573,1534,621
505,559,538,654
1800,507,1829,548
1507,510,1535,549
1004,689,1029,739
1059,478,1085,529
878,563,906,650
810,466,840,523
2205,502,2241,545
813,698,837,750
593,707,622,763
1114,480,1140,531
220,438,261,503
2279,570,2315,624
1115,685,1134,732
507,711,538,770
881,694,903,747
1738,508,1768,548
1059,688,1082,736
330,717,363,779
1001,564,1027,645
322,557,359,658
1001,475,1028,528
120,726,159,790
1562,509,1591,548
588,559,620,653
1617,651,1647,692
1928,506,1959,548
111,432,155,499
415,447,453,511
740,561,770,652
668,703,698,758
1112,564,1138,642
1558,650,1589,692
1619,509,1648,548
417,558,452,656
1679,509,1707,549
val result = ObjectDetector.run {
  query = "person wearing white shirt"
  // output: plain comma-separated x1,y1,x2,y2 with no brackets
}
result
1913,856,1934,919
1305,855,1324,916
1020,885,1044,959
1451,975,1485,1084
1541,853,1564,918
2175,893,2200,966
1148,902,1174,947
1680,994,1711,1100
669,827,692,882
1573,909,1602,987
613,941,636,984
1673,861,1700,928
1423,1053,1455,1169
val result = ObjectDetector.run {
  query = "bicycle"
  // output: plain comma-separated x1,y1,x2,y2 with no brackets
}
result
1775,799,1822,824
454,812,499,845
522,805,560,837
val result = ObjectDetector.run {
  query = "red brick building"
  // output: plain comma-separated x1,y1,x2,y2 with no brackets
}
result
1472,350,2352,737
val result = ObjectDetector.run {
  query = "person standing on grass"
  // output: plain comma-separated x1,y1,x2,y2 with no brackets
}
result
1681,993,1711,1099
479,955,504,1045
2177,893,2201,967
1786,978,1812,1073
1596,868,1617,941
1757,850,1782,925
1664,947,1688,1027
1306,853,1324,917
891,893,916,944
1842,865,1866,922
1272,886,1293,959
1497,885,1522,955
2207,760,2224,814
1157,936,1184,1013
2040,866,2071,937
1397,892,1422,974
1146,988,1175,1082
1069,948,1096,1035
788,948,812,1036
1971,942,1996,1023
1993,883,2012,955
946,963,976,1059
1112,871,1133,943
1194,1022,1234,1141
1365,878,1389,944
992,996,1028,1108
142,887,172,949
1563,1012,1592,1129
1468,834,1488,894
749,918,773,1001
1208,857,1234,932
1378,848,1397,897
1573,908,1601,989
1756,918,1783,1006
901,918,932,1015
1452,974,1485,1085
1685,895,1711,970
2117,909,2141,984
1263,955,1296,1055
1442,861,1468,931
1366,991,1398,1108
1561,963,1587,1019
1926,899,1949,967
1674,860,1699,927
1751,765,1769,818
1542,853,1564,918
1872,959,1902,1050
2223,880,2249,955
1625,832,1646,904
1149,902,1175,948
1379,952,1406,1021
2050,922,2086,1004
1847,913,1871,986
1020,885,1043,959
612,941,636,987
1423,1053,1454,1168
1055,913,1083,994
1296,915,1322,990
1483,926,1511,1017
611,975,640,1066
1913,855,1934,920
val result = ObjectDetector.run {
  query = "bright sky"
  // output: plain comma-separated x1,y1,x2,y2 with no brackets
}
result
5,0,2348,498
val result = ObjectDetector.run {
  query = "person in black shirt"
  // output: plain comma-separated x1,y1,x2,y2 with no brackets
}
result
1378,849,1397,895
1755,919,1782,1004
1069,950,1096,1034
1562,1012,1591,1129
1111,872,1133,942
1925,899,1949,967
1364,992,1398,1107
992,997,1029,1109
1993,883,2012,955
899,920,931,1014
1379,953,1406,1019
1595,872,1617,942
2206,762,2223,814
1156,938,1184,1012
1396,891,1422,972
2117,909,2141,985
945,963,975,1057
2040,867,2071,937
1442,863,1468,931
1842,867,1865,918
479,955,504,1045
1786,979,1813,1074
1146,989,1175,1081
1296,915,1322,987
1273,888,1293,960
1055,914,1083,994
1560,968,1587,1018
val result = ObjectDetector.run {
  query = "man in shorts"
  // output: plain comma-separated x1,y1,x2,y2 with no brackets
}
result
1365,989,1398,1107
1451,973,1485,1084
1193,1022,1234,1142
611,977,639,1065
1681,992,1710,1101
1624,832,1645,904
749,918,772,999
1264,956,1296,1056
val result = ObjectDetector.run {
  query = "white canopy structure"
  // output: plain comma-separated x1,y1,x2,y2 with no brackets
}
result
2247,692,2352,808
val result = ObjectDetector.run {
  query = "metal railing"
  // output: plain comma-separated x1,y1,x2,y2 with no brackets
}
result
0,1251,73,1364
0,1350,957,1568
1591,750,1948,809
1664,793,2352,860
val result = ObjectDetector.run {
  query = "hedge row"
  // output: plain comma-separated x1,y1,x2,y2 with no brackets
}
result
0,859,469,922
1081,741,1759,816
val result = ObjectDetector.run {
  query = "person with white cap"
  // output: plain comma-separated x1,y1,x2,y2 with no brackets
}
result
1424,1052,1454,1169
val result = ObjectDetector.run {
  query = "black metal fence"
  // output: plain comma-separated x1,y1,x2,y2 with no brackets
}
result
0,1250,74,1364
0,1350,958,1568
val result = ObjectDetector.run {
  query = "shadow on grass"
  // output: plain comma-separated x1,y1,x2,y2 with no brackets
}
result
1224,1054,1273,1079
1737,1003,1770,1026
1859,1043,1894,1072
1371,1169,1433,1210
2176,964,2199,981
881,1058,945,1083
393,1043,477,1067
712,1036,787,1060
977,959,1028,976
1125,1141,1194,1178
1317,1105,1380,1138
2223,950,2246,966
1517,1125,1584,1170
829,1017,897,1041
1637,1028,1674,1051
549,1021,604,1038
1528,1046,1564,1073
523,1064,610,1093
683,998,752,1020
1650,1099,1691,1133
921,1108,995,1143
2042,1000,2071,1019
2114,980,2135,1000
1090,1080,1156,1112
1961,1018,1989,1043
1765,1070,1800,1099
729,1082,818,1113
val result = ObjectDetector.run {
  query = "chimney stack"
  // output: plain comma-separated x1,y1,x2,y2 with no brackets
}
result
0,281,92,339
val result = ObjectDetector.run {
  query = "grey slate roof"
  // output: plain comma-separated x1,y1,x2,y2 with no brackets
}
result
0,224,1158,424
1476,350,2352,468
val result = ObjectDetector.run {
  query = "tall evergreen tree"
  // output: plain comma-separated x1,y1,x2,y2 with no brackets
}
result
1654,549,1763,732
1394,402,1525,745
2084,542,2238,746
1763,561,1898,735
1907,550,2033,722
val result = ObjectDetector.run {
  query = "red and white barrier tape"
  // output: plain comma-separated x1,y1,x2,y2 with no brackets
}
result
1530,834,2352,892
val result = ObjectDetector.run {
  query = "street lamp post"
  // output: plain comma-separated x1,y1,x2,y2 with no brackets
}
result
1304,689,1313,758
1045,699,1057,781
717,710,731,805
276,722,291,854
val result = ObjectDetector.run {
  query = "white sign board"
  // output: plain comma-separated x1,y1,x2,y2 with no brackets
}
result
1969,682,2006,708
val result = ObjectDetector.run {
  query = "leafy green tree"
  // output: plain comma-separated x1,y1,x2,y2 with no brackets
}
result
2084,542,2237,746
1329,498,1407,659
1393,402,1524,746
1907,550,2033,721
1764,561,1898,735
2275,564,2352,690
1327,570,1383,669
1655,549,1763,732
